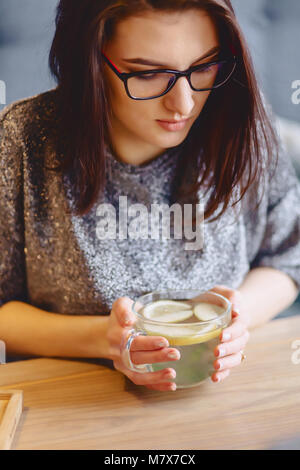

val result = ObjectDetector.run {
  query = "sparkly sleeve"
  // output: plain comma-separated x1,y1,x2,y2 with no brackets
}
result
0,108,28,307
248,143,300,291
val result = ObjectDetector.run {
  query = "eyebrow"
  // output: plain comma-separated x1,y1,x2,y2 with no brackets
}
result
121,45,221,67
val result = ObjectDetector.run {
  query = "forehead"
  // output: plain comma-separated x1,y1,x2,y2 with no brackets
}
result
107,9,219,67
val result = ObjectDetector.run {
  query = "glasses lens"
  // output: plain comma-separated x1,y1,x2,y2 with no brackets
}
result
126,59,236,99
190,59,235,90
127,72,175,99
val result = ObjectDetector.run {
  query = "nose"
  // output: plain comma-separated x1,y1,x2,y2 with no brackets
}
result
162,76,195,117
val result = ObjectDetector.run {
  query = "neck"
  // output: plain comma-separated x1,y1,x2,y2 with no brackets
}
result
107,139,167,167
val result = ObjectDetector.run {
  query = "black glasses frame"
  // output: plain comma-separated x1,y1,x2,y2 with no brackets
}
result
101,51,238,100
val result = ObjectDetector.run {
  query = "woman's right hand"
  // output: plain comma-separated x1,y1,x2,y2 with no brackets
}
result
106,296,180,391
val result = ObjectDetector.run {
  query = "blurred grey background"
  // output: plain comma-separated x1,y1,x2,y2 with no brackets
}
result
0,0,299,319
233,0,300,123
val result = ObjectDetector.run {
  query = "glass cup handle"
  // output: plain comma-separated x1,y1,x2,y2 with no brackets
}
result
121,329,153,373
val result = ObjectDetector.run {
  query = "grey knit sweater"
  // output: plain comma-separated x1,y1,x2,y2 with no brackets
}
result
1,88,300,316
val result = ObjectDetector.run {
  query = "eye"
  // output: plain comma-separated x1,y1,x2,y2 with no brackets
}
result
136,73,157,80
194,63,218,74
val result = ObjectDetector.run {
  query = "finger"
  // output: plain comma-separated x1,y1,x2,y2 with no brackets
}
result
214,352,244,371
219,318,249,342
115,358,177,386
214,331,250,358
130,335,169,351
209,284,240,297
211,368,230,383
111,296,136,327
209,285,243,314
131,347,180,365
127,367,177,387
145,382,177,392
232,310,240,318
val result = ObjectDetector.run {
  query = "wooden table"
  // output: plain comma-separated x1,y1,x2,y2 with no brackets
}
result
1,316,300,450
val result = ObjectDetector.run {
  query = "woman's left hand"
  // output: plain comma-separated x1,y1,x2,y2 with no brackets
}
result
209,285,251,383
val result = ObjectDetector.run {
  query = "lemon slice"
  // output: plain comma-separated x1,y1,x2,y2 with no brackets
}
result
193,302,224,321
144,323,221,346
142,300,193,323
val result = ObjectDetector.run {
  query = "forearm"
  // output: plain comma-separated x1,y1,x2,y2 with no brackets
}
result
238,267,299,329
0,301,110,359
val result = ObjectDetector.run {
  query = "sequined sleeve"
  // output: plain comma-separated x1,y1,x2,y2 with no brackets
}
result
246,142,300,291
0,108,28,307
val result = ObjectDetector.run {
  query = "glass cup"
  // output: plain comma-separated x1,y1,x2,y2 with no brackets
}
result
121,289,232,389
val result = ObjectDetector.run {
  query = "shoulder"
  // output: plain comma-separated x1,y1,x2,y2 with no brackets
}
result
0,88,60,144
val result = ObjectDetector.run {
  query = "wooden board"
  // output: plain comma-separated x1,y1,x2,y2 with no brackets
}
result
0,390,23,450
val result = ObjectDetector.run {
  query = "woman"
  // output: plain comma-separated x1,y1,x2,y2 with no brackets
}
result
0,0,299,392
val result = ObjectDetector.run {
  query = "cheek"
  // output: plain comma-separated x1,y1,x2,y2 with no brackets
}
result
104,70,129,110
107,80,146,117
197,90,211,110
109,81,126,107
116,98,156,124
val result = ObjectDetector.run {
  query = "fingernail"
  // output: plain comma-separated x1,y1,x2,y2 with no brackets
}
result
168,351,180,360
222,332,231,341
215,360,222,370
170,383,177,391
156,341,168,348
217,347,226,357
165,370,176,379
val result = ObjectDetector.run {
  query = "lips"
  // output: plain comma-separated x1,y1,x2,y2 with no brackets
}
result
159,119,189,124
157,118,190,132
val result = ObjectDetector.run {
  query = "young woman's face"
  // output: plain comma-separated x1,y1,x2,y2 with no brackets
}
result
103,9,219,163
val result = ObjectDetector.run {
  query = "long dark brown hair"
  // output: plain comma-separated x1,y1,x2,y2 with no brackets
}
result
48,0,279,223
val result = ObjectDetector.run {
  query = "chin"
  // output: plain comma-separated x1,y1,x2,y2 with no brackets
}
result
156,132,189,147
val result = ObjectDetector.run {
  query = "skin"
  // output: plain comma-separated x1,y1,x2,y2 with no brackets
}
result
103,9,219,166
103,9,250,391
109,291,250,391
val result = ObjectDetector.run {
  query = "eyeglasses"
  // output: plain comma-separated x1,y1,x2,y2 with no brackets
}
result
101,50,237,100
